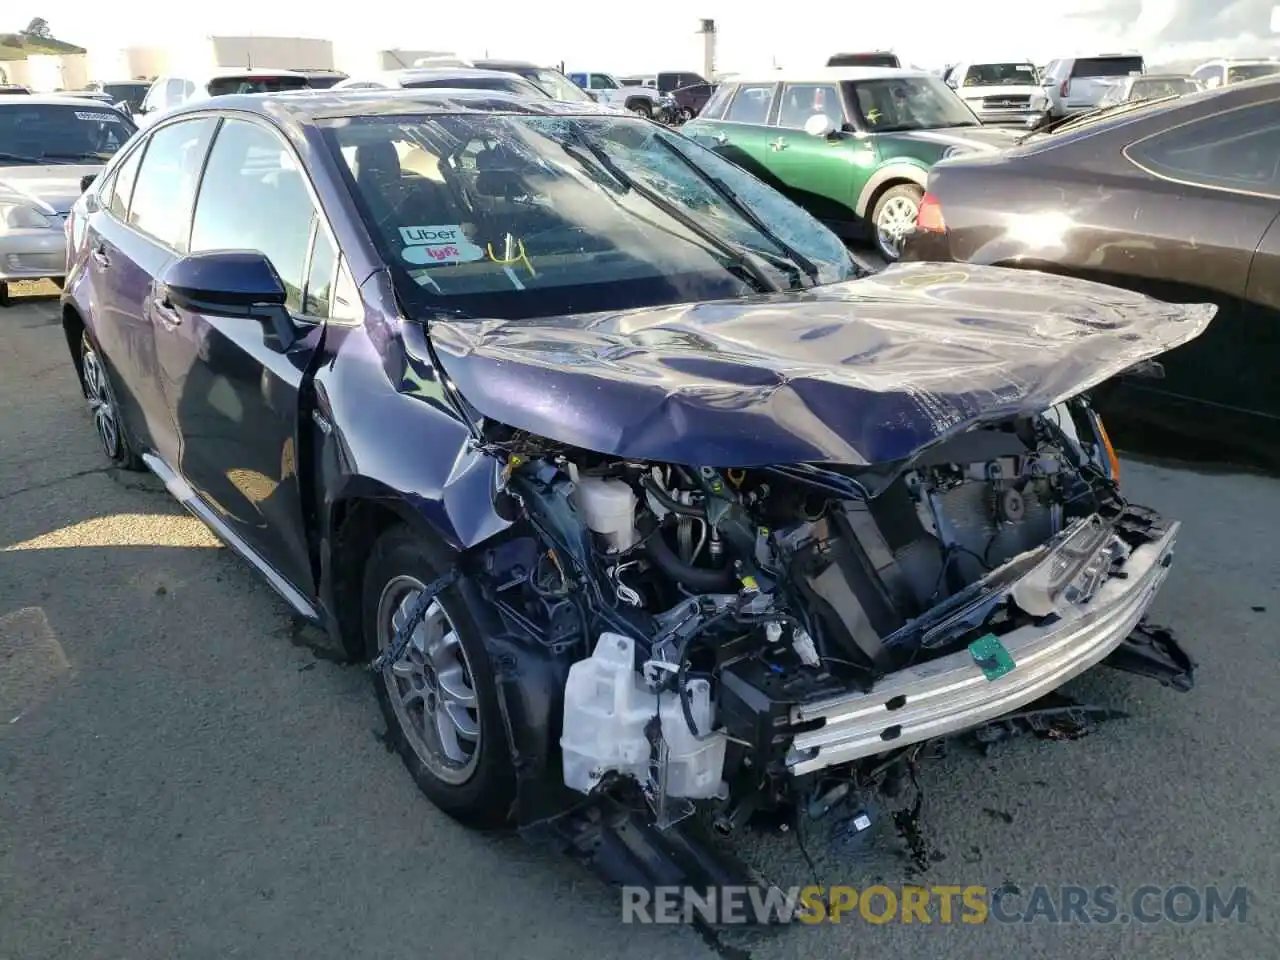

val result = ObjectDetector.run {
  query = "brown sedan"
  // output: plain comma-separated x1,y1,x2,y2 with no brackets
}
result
902,77,1280,471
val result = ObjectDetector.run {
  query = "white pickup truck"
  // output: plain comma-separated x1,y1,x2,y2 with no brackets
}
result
565,70,674,119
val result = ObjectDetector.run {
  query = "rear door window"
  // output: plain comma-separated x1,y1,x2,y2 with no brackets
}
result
1071,57,1144,78
724,84,776,124
127,117,217,249
776,83,844,129
1127,102,1280,196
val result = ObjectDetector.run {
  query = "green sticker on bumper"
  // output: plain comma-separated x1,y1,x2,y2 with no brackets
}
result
969,633,1015,681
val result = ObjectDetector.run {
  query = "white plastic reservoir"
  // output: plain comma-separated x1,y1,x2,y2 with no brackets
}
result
570,477,638,552
561,633,727,798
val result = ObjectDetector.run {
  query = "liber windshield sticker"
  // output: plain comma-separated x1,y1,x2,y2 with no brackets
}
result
399,224,486,265
75,111,125,123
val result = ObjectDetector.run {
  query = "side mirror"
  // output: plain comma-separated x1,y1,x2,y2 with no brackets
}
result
79,173,97,193
803,113,838,138
160,250,297,349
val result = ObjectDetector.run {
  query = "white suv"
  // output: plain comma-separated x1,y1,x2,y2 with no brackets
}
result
1039,54,1145,119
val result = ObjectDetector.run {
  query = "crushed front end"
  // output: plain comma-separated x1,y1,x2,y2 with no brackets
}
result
451,396,1190,889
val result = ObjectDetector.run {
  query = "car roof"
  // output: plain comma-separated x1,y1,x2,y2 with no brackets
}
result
1131,72,1193,80
725,67,933,84
1198,58,1278,66
385,67,529,81
471,59,541,69
163,87,620,124
953,59,1037,67
175,67,308,81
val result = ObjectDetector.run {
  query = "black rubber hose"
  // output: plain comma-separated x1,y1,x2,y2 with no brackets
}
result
638,474,707,518
642,516,736,592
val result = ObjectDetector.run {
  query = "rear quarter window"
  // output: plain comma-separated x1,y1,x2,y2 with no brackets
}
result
1126,101,1280,197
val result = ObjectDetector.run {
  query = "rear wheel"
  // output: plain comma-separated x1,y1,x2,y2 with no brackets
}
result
872,183,923,261
362,526,514,827
628,99,653,118
80,331,143,470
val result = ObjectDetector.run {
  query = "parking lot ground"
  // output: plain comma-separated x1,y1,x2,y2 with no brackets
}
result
2,285,1278,960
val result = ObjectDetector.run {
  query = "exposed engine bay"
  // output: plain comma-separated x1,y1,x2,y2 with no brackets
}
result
445,396,1177,832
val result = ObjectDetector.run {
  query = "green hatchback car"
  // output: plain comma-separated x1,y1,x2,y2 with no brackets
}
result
684,68,1020,260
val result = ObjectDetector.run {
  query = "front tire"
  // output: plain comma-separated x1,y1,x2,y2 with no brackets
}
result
627,99,653,118
80,331,143,470
872,183,924,262
362,526,515,827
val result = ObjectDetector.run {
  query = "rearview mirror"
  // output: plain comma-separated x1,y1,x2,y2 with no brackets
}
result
79,174,97,193
160,250,297,348
803,113,838,138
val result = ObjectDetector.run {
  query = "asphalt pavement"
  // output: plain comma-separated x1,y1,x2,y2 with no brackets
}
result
2,285,1277,960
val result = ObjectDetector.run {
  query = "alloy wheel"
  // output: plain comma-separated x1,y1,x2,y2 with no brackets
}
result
81,342,121,459
876,194,919,260
376,575,481,785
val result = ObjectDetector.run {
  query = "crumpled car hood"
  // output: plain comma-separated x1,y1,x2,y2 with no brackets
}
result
429,263,1216,468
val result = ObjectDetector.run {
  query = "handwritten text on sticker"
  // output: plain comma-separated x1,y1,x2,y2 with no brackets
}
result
402,240,487,265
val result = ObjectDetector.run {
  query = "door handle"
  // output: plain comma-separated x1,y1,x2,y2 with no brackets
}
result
769,137,788,151
90,245,110,268
152,295,182,327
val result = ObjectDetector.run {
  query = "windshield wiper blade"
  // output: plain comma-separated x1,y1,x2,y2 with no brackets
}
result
0,151,78,165
559,134,781,294
40,151,111,161
648,134,821,287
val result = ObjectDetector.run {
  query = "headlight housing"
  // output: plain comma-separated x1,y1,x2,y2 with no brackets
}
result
0,201,58,230
1030,94,1047,110
660,95,677,106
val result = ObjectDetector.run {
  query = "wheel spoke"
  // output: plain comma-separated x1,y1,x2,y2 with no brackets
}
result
400,685,425,707
442,702,479,740
434,705,470,761
436,664,476,708
426,627,459,670
390,659,417,678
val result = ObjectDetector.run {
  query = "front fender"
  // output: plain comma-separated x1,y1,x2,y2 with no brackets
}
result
855,163,929,218
312,318,511,556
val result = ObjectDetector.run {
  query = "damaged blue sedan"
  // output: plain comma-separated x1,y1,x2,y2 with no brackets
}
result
60,89,1210,892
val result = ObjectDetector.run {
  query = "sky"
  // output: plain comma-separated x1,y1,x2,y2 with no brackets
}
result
9,0,1280,74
